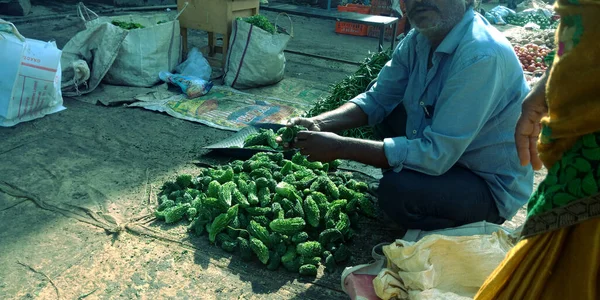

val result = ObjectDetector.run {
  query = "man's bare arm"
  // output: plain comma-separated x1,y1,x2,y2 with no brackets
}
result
338,137,391,169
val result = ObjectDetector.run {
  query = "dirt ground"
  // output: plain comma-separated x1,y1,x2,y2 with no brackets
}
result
1,1,546,299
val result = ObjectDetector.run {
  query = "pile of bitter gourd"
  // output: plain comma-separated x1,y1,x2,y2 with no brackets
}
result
154,139,376,276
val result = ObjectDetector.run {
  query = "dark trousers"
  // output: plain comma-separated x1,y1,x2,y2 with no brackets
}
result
373,105,504,231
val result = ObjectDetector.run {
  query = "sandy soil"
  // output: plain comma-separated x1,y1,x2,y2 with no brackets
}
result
0,2,546,299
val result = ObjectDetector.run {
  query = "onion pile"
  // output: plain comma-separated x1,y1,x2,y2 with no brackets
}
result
514,43,550,74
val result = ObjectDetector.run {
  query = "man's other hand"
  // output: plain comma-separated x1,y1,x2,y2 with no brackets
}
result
293,131,343,163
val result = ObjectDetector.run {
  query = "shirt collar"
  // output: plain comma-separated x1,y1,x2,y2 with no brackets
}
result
435,8,475,54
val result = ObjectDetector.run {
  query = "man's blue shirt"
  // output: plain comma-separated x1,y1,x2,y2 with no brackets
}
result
349,8,534,220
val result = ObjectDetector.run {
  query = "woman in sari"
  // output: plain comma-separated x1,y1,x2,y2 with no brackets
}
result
474,0,600,299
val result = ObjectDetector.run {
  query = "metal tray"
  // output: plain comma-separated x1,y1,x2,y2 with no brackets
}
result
204,123,297,160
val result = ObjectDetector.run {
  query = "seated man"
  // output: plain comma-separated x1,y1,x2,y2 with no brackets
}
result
285,0,534,231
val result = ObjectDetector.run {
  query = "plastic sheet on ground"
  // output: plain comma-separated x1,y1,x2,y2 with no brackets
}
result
128,85,314,131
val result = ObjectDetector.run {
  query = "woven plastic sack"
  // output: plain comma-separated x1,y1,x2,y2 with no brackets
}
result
224,14,293,89
77,3,182,87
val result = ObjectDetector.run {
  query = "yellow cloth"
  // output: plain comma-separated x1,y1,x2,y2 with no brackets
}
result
537,0,600,169
474,217,600,300
473,0,600,298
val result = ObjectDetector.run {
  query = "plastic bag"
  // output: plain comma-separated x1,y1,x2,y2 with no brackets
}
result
175,47,212,81
0,18,65,127
484,6,516,25
520,8,553,19
490,5,516,18
158,71,213,98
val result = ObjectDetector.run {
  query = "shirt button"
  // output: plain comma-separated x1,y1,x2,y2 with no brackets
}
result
412,130,417,134
419,101,424,105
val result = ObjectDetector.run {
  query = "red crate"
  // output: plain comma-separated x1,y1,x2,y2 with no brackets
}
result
370,0,392,16
336,21,369,36
369,0,406,16
337,4,371,14
335,4,370,36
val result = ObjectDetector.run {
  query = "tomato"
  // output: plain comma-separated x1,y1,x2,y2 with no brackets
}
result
526,55,533,60
527,66,536,72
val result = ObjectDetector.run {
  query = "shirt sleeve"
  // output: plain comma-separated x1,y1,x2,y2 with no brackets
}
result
348,37,412,126
383,54,513,175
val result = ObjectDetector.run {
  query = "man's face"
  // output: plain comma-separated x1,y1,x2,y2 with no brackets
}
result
405,0,467,37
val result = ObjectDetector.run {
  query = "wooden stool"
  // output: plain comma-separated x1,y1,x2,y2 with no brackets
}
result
177,0,260,67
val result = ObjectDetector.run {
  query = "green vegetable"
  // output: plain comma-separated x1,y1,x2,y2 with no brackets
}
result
277,125,307,143
281,245,298,263
247,181,259,206
111,20,145,30
267,251,281,270
208,181,221,198
270,217,306,235
248,220,272,248
319,228,344,246
292,199,305,219
258,186,272,207
204,197,229,213
358,195,377,218
221,240,238,253
291,232,309,244
255,177,270,189
227,215,241,238
246,206,272,216
299,256,321,266
240,14,276,34
297,241,323,258
325,254,336,272
232,189,250,208
250,237,270,264
219,182,237,206
186,207,198,220
238,237,253,261
304,196,321,227
164,203,191,223
243,128,279,150
217,167,235,184
157,199,175,212
272,202,284,219
299,264,318,276
282,257,301,272
176,174,193,189
336,213,351,237
153,151,374,275
250,215,271,228
209,204,239,243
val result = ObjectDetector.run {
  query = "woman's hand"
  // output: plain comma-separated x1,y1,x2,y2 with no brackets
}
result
515,75,549,170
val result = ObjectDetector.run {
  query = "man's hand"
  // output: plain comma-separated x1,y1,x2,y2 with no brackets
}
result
515,75,549,170
293,131,344,163
287,117,321,131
